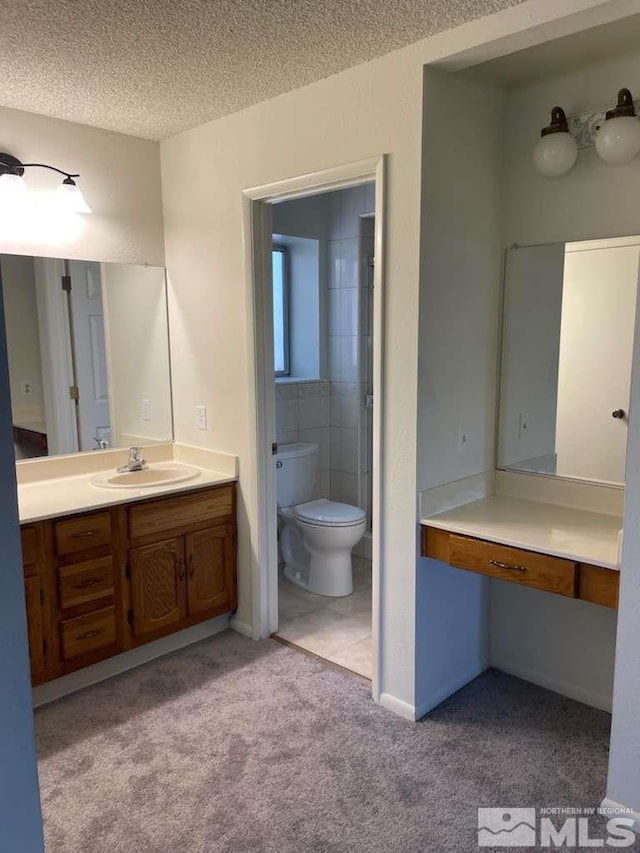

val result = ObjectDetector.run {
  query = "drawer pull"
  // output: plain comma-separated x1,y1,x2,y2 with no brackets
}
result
188,554,195,580
489,559,527,573
76,628,104,641
70,529,101,540
73,577,103,590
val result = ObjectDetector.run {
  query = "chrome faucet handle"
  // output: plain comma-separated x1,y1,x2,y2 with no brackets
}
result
117,445,148,473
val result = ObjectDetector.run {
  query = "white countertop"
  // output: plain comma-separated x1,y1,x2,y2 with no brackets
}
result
18,467,236,524
421,495,622,570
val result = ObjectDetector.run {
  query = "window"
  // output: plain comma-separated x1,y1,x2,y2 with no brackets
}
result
272,246,289,376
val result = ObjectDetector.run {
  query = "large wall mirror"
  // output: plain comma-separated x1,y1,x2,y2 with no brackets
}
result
0,254,173,460
497,236,639,486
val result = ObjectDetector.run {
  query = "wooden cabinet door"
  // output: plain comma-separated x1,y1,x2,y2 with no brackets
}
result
24,578,45,682
186,524,235,616
130,538,186,637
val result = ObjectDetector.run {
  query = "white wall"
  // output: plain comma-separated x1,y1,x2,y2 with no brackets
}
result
0,105,164,265
0,254,45,424
608,280,640,816
491,48,640,725
417,68,505,493
416,68,506,711
101,264,173,445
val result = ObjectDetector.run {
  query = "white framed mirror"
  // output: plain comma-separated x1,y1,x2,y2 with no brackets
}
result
0,254,173,460
497,236,640,486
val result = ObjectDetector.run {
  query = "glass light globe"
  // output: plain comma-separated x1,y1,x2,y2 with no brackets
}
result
0,172,28,205
56,179,92,213
533,132,578,178
595,115,640,165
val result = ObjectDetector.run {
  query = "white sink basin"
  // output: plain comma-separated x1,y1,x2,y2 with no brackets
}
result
90,462,201,489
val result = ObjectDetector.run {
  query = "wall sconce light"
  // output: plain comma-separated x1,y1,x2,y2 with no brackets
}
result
0,152,92,213
594,88,640,165
533,107,578,177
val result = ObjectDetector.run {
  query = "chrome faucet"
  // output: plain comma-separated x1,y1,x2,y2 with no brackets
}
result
117,446,148,473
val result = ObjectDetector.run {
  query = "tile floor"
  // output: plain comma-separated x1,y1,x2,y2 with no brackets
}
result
276,555,372,678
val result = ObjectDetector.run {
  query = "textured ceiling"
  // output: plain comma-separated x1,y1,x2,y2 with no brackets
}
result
0,0,524,140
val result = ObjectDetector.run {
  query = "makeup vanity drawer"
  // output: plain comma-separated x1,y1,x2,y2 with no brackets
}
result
426,529,578,597
54,512,112,557
58,557,115,610
579,564,619,609
60,606,116,660
128,485,234,540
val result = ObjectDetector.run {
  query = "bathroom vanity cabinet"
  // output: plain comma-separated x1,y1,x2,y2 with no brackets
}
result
20,483,237,686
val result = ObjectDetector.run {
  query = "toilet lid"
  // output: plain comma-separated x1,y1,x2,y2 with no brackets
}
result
295,499,366,527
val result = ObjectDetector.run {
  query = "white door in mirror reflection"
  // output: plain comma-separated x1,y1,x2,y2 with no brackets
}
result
555,242,637,483
68,260,111,451
499,237,639,486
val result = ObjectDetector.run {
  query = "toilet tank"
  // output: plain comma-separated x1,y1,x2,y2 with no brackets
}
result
276,443,319,508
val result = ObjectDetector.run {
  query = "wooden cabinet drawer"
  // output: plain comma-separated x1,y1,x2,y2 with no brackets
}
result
60,606,116,660
21,526,39,578
58,557,115,610
579,564,619,609
448,534,578,597
128,486,233,540
54,512,112,557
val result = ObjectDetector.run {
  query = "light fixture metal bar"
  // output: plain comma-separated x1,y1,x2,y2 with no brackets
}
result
568,99,640,149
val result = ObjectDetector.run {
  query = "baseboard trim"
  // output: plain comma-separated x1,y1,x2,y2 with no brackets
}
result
414,661,488,720
600,798,640,833
492,658,612,712
32,614,230,707
378,692,418,721
230,617,254,639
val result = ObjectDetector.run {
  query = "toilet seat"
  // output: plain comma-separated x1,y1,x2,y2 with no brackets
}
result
295,499,366,528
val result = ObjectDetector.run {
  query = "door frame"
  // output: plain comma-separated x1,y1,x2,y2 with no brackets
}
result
242,156,386,701
33,257,79,455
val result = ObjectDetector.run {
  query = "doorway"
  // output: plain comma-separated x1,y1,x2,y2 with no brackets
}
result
243,157,385,700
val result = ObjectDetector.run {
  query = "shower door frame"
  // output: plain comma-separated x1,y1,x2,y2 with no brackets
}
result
242,156,386,702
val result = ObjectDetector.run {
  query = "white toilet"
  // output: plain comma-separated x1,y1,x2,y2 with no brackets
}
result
276,442,366,597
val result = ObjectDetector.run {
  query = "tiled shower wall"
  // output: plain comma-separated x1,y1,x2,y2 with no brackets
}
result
276,380,331,500
328,184,375,528
274,182,375,528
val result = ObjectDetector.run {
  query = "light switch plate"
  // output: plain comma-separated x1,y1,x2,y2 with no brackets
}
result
196,405,207,430
141,399,152,422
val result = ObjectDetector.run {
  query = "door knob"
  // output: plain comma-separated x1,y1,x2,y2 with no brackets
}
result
612,409,626,419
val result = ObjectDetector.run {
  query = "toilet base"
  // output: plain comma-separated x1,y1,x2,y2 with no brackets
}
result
307,552,353,597
284,553,353,597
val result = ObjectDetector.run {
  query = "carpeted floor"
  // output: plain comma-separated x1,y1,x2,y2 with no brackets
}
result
35,631,631,852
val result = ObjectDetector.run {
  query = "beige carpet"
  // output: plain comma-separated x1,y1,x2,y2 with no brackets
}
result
35,631,628,852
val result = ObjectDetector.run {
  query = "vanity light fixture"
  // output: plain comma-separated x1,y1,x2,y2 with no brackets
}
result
0,152,92,213
594,88,640,166
533,106,578,178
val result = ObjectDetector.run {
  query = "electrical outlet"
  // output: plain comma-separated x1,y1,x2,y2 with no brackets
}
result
196,405,207,430
458,426,469,453
141,399,152,422
21,380,33,397
519,412,531,440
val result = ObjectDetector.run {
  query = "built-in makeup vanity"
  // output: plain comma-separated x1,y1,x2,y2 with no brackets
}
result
420,235,634,709
421,491,620,609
